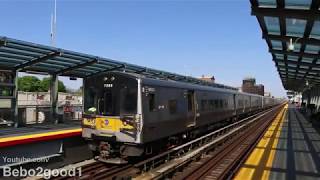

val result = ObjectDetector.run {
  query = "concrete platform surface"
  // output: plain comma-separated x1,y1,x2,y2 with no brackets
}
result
235,104,320,180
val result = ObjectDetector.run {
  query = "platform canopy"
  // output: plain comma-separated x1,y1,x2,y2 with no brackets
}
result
0,36,237,91
250,0,320,92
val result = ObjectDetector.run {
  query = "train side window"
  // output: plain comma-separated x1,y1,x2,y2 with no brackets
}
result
219,100,223,108
169,100,177,114
209,100,214,110
187,93,193,112
214,100,219,109
149,93,156,112
201,100,206,111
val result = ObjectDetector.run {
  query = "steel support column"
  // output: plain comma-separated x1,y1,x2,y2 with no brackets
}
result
50,74,59,124
12,71,19,127
82,78,85,112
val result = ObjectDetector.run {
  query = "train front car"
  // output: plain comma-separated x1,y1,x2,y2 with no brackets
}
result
82,72,143,164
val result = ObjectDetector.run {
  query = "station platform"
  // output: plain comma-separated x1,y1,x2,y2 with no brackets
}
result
0,122,81,148
235,104,320,180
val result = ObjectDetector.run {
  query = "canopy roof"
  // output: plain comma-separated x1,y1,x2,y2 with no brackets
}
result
0,36,237,90
250,0,320,91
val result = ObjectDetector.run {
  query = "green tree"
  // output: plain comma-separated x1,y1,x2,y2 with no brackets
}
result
40,77,67,92
17,76,67,92
18,76,41,92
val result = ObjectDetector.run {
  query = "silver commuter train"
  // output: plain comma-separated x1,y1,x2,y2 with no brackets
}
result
82,72,280,163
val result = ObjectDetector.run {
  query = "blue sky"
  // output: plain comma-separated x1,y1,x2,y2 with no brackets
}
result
0,0,286,97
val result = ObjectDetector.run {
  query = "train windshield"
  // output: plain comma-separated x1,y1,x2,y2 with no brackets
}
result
87,85,137,116
96,87,137,116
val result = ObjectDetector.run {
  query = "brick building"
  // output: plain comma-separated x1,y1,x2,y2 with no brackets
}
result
242,77,264,96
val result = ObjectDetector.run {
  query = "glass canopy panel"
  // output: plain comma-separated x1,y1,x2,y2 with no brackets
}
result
278,62,285,66
312,67,320,71
285,0,312,10
271,40,283,50
264,17,280,35
293,43,301,52
302,57,314,63
288,64,297,68
258,0,277,8
300,65,309,69
288,69,296,72
275,53,284,59
305,45,320,54
280,68,286,71
287,55,299,61
299,70,307,73
316,59,320,64
286,18,307,37
310,21,320,39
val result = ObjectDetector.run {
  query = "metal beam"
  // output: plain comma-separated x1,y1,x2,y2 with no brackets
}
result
274,59,320,68
14,51,62,70
298,19,316,80
0,39,7,47
276,0,284,8
278,66,320,75
274,9,289,83
55,58,98,75
249,0,258,7
270,49,320,59
87,64,126,77
252,7,320,20
264,34,320,46
311,0,320,10
135,68,148,74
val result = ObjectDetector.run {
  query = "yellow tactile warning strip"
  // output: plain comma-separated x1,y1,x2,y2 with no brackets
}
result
234,104,288,180
0,128,82,148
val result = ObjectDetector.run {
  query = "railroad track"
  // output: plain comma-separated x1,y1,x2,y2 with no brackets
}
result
173,105,285,180
28,105,284,180
134,104,285,180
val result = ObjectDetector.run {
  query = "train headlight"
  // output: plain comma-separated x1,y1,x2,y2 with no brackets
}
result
123,120,128,126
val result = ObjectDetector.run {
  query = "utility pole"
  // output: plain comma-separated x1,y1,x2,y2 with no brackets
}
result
50,0,57,46
50,0,59,124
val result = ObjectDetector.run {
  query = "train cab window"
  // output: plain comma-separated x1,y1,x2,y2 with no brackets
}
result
149,93,156,112
169,100,177,114
120,86,137,115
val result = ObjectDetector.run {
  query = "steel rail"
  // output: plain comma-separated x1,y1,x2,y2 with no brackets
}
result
177,105,284,180
133,104,284,180
38,106,282,180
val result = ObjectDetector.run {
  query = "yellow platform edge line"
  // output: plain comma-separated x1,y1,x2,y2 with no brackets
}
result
0,128,82,143
234,104,287,180
263,107,286,180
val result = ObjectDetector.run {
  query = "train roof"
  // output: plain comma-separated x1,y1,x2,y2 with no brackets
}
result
104,71,267,98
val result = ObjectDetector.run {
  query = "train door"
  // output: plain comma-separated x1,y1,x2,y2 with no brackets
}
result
186,90,196,127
